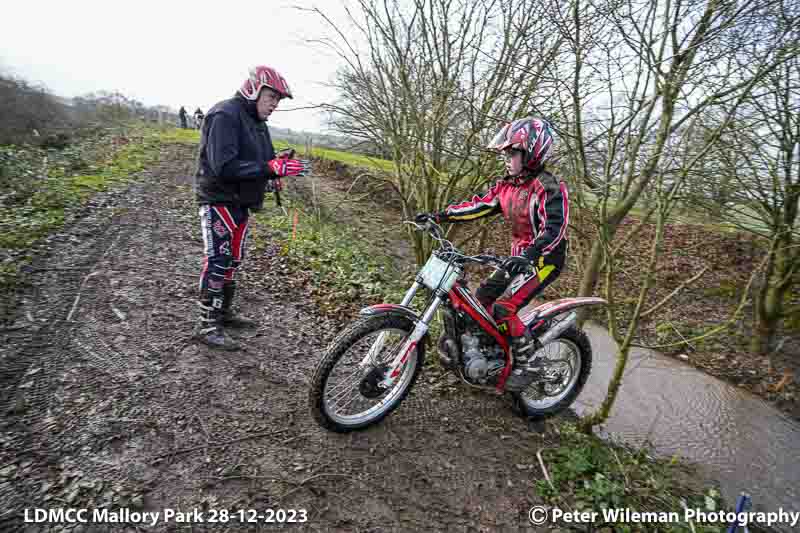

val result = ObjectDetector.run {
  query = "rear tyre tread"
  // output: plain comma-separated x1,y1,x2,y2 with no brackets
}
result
512,326,592,420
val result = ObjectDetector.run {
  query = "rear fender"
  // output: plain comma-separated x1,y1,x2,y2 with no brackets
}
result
522,297,607,325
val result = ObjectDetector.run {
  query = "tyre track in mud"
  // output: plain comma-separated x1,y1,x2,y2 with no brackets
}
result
1,143,554,532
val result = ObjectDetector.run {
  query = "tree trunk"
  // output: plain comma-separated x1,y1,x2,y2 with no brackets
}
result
577,238,605,324
751,239,790,354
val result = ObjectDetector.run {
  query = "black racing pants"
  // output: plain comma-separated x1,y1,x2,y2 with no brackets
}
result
198,205,250,307
475,240,567,337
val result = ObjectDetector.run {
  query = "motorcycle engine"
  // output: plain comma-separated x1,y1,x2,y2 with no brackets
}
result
461,332,504,384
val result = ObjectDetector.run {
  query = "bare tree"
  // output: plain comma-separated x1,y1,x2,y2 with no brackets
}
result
526,0,799,430
310,0,567,263
685,53,800,354
542,0,797,303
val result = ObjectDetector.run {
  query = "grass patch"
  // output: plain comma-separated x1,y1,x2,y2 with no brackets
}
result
274,140,394,173
158,128,201,145
148,128,394,173
536,423,745,532
702,281,741,299
251,197,409,315
0,125,166,320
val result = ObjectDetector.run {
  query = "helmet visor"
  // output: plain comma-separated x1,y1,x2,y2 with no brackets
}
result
487,124,512,151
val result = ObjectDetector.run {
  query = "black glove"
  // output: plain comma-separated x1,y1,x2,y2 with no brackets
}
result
415,212,443,224
501,256,533,276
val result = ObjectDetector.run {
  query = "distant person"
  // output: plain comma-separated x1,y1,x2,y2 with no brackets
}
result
193,66,311,350
178,106,188,129
193,108,204,129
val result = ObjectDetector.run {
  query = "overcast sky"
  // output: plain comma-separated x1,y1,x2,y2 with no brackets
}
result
1,0,354,133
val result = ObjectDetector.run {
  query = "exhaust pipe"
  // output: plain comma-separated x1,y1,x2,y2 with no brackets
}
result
536,311,577,346
438,337,459,368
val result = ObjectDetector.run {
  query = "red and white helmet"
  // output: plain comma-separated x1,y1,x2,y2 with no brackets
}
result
238,66,293,101
488,117,555,171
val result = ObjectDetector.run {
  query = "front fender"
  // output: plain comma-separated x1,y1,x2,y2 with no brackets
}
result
359,304,421,323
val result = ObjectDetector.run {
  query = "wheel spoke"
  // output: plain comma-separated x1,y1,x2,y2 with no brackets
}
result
327,369,368,406
319,324,419,428
326,366,366,399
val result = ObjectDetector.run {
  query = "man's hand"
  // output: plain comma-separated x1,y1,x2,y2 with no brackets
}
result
501,256,533,276
267,158,311,177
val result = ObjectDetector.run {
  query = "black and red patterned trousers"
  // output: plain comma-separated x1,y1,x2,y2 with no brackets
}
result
198,205,250,307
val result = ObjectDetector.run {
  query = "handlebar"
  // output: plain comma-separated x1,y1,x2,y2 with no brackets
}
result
404,219,506,270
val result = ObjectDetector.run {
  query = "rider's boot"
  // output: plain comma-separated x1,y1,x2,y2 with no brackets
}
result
221,282,258,329
494,304,539,392
196,290,241,351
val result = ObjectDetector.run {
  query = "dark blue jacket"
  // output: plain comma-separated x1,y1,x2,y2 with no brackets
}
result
195,95,278,209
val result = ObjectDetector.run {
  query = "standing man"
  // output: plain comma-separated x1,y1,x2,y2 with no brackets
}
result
178,106,188,129
194,66,311,350
193,107,204,130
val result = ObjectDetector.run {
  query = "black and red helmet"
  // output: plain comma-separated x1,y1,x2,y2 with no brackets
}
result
488,117,555,171
238,66,293,100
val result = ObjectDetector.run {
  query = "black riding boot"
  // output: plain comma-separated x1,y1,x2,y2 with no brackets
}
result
221,283,258,329
196,291,240,351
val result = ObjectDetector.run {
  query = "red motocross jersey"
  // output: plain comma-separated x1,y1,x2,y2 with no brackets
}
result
442,171,569,259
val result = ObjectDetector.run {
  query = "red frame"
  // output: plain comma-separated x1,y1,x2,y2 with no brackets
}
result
448,282,512,392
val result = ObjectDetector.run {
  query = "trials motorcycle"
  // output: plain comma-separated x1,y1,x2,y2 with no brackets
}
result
308,219,606,432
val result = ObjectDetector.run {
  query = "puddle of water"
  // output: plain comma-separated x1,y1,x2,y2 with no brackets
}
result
573,322,800,528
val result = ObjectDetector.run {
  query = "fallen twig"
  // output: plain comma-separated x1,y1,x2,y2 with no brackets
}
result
681,500,697,533
669,321,696,352
536,449,555,491
66,271,101,322
611,448,629,487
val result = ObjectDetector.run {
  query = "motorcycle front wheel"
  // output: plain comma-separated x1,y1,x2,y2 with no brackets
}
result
309,314,425,432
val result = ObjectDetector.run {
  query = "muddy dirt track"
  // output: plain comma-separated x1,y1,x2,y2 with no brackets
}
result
0,144,564,532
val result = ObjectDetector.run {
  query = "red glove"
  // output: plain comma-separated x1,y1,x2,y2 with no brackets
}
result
267,158,311,177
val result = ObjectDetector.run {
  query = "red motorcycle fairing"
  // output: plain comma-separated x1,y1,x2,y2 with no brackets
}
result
520,297,607,326
359,304,421,323
448,283,512,392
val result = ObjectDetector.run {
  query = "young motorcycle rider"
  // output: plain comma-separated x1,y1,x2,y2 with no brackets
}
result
415,117,569,389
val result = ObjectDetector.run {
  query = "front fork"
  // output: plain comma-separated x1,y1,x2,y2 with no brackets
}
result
358,281,443,389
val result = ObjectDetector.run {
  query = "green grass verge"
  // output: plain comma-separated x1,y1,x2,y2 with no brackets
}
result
250,197,410,313
537,423,734,532
151,127,395,173
157,128,201,145
0,125,166,318
273,140,394,173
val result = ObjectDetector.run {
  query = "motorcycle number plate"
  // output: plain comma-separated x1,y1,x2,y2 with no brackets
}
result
419,255,460,291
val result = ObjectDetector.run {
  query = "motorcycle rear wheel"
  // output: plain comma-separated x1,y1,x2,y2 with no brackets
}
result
309,314,425,432
511,326,592,419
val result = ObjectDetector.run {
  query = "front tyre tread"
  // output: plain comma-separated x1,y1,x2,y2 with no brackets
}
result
309,314,425,433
